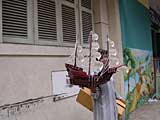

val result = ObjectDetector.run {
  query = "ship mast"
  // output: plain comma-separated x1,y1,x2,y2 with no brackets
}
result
88,31,93,88
74,43,78,67
88,31,92,76
107,35,109,58
74,34,80,67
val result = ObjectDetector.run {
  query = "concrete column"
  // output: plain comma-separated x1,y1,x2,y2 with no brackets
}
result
93,0,125,97
93,0,109,49
107,0,125,97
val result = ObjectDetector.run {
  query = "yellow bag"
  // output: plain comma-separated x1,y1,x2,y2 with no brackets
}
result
116,99,126,116
76,88,126,116
76,88,93,111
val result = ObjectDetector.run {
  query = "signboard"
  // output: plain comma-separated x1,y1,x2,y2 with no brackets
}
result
51,70,80,101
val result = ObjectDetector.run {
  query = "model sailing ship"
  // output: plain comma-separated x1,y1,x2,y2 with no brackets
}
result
65,31,123,92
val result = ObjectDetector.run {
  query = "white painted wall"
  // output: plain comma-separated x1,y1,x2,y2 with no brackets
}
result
0,44,72,105
0,44,93,120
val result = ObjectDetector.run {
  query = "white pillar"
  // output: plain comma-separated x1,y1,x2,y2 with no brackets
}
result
93,0,109,49
107,0,125,97
93,0,125,97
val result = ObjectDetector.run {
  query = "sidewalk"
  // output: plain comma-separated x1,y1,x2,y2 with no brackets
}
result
129,101,160,120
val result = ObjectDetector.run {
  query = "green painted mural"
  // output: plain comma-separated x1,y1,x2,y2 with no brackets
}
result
123,48,154,119
119,0,154,119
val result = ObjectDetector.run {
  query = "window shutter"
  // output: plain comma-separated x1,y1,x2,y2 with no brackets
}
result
62,4,76,43
2,0,27,38
82,11,92,43
38,0,57,41
81,0,92,43
66,0,74,3
81,0,91,9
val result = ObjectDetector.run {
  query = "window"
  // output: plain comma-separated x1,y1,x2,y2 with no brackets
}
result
62,4,76,43
1,0,33,44
3,0,27,38
0,0,93,46
38,0,56,41
36,0,57,45
81,0,92,44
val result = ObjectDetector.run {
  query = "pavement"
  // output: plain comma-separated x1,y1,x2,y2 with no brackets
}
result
129,101,160,120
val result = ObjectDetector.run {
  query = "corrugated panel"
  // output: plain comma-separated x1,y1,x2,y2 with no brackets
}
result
81,0,91,9
2,0,27,37
38,0,57,41
82,11,92,43
66,0,74,3
62,5,76,43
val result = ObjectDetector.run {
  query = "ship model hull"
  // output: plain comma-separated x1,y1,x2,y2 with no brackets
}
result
65,63,122,89
65,32,124,91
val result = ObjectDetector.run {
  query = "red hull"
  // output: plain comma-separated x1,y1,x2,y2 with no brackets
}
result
65,63,123,88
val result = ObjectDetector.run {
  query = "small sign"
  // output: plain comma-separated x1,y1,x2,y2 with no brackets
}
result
51,70,80,101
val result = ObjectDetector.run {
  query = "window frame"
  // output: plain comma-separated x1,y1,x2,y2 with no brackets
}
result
2,0,34,44
34,0,59,46
0,0,2,43
0,0,93,47
80,0,94,47
60,0,79,47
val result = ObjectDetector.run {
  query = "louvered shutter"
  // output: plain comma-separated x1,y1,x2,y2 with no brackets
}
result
66,0,74,3
38,0,57,41
82,11,92,43
2,0,27,38
62,4,76,43
81,0,91,9
81,0,92,43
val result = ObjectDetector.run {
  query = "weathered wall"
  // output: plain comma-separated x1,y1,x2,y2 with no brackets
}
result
0,0,124,120
0,44,93,120
0,44,71,105
0,96,92,120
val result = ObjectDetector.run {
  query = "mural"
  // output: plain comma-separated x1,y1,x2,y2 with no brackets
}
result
123,48,154,119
